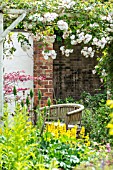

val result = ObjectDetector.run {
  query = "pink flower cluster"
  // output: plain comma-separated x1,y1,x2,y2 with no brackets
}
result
4,70,46,95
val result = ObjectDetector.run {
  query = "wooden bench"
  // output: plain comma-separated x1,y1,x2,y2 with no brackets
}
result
39,103,84,130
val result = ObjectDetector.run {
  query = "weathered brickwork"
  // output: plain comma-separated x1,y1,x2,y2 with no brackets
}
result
53,43,103,101
33,40,53,107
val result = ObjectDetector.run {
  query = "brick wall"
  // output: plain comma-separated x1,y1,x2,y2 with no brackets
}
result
53,43,103,101
33,40,53,107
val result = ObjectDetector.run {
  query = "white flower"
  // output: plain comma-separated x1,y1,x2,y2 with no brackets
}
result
76,30,80,33
60,46,65,51
65,53,70,57
70,35,75,40
61,0,75,9
101,16,107,20
110,24,113,29
29,15,33,20
88,47,92,52
70,49,73,53
90,52,94,58
92,70,96,74
65,49,70,54
50,50,57,59
57,20,68,31
62,31,69,39
44,12,58,22
93,37,98,43
28,24,32,29
89,23,99,27
84,34,92,44
71,40,77,45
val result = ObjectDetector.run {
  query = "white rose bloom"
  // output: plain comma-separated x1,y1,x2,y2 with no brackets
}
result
90,52,94,58
82,51,88,56
85,55,89,58
88,47,92,52
92,70,96,74
65,49,70,54
57,20,68,31
60,46,65,51
50,50,57,59
106,37,110,41
85,34,92,40
70,35,75,40
77,39,82,43
71,40,77,45
106,15,112,22
65,53,70,57
70,49,74,53
101,37,107,43
78,32,84,37
101,16,107,20
110,24,113,29
76,30,80,33
106,28,112,32
28,24,32,29
44,13,58,22
93,37,98,43
70,1,76,7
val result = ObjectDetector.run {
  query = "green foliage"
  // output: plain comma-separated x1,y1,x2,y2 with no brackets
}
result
81,92,113,144
40,136,90,170
56,96,76,104
0,104,37,169
80,91,107,108
0,103,60,170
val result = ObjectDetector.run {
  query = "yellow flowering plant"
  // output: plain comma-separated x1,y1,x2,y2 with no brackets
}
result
45,121,90,147
106,100,113,135
0,103,59,170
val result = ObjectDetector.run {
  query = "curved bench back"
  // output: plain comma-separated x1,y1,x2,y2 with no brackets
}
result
40,103,84,129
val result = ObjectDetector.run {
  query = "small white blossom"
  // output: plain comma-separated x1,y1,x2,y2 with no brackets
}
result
71,40,77,45
92,70,96,74
70,34,75,40
61,0,75,9
88,47,92,52
89,23,99,27
28,24,32,29
57,20,68,31
44,12,58,22
42,50,57,60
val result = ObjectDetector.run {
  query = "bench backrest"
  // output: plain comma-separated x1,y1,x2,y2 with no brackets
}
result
40,103,84,128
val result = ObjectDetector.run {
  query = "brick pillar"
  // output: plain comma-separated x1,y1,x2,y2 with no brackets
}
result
33,40,53,107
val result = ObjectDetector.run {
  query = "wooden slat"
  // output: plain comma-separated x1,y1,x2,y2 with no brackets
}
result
39,103,84,129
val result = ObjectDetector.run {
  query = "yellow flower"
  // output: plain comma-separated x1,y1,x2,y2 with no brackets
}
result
85,141,90,146
0,128,2,134
106,123,113,129
109,129,113,135
106,100,113,106
109,113,113,118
